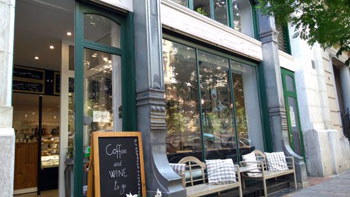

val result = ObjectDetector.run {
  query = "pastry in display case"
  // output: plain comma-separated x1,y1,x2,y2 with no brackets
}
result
41,127,60,168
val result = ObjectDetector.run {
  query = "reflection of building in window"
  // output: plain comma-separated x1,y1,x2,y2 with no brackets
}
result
162,39,264,161
171,0,255,37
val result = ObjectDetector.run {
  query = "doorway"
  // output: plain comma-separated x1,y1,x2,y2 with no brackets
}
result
13,1,136,196
12,0,74,195
281,68,306,159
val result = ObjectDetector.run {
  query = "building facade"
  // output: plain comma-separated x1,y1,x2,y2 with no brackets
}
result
0,0,348,196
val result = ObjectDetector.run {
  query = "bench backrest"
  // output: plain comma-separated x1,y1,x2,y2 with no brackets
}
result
253,150,268,171
178,156,206,186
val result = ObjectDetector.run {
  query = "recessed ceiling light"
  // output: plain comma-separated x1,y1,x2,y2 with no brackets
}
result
67,32,72,36
34,56,39,60
49,45,55,50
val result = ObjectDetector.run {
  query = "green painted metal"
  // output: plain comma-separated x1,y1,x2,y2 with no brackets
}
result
188,0,194,10
281,68,306,161
210,0,215,19
227,0,234,28
195,48,206,161
82,40,123,56
228,60,241,162
73,2,84,196
258,62,273,152
74,2,136,196
281,69,295,148
123,13,137,131
250,0,259,40
283,24,292,55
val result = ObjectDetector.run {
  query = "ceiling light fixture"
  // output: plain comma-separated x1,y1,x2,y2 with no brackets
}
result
67,32,72,36
34,56,39,60
49,45,55,50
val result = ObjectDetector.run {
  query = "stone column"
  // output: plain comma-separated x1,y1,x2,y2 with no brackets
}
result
133,0,185,196
257,11,308,187
339,66,350,112
0,0,15,196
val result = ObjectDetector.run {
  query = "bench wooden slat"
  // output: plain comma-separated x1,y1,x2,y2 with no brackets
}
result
264,169,295,179
187,182,241,197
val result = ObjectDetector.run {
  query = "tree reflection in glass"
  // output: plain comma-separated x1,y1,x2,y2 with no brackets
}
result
198,50,236,159
163,40,202,157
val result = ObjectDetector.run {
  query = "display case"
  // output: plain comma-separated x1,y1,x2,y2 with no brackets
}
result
41,134,60,168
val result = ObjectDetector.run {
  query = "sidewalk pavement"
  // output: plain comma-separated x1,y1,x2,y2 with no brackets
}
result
284,170,350,197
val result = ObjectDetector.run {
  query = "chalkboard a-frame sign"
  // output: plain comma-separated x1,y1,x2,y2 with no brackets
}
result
89,132,146,197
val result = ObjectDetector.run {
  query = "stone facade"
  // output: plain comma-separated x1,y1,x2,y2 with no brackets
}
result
0,0,15,196
286,23,350,177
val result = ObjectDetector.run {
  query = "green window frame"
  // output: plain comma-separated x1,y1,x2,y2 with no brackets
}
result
74,2,136,196
163,33,270,161
276,23,291,54
176,0,259,38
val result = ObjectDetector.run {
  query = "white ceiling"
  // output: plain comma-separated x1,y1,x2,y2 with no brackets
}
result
14,0,75,71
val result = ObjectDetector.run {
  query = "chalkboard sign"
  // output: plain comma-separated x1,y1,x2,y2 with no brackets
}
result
91,132,146,197
13,80,44,94
13,66,44,80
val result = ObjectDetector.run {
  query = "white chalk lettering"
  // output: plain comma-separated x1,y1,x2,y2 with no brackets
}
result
108,168,128,178
105,144,127,159
114,180,119,191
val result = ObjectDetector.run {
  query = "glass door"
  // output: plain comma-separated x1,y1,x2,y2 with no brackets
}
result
281,68,305,159
74,2,130,196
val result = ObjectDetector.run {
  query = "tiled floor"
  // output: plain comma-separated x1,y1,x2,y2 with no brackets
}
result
15,190,58,197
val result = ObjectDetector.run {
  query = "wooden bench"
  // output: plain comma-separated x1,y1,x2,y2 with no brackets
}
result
240,150,297,197
178,156,243,197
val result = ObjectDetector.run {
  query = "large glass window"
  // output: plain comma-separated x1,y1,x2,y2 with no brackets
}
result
170,0,255,37
232,0,254,37
163,38,264,163
214,0,229,25
198,51,236,160
194,0,211,17
231,61,264,151
163,40,203,162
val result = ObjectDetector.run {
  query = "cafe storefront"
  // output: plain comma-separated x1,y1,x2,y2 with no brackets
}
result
11,0,272,196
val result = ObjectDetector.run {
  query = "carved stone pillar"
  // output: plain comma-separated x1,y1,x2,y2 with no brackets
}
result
257,11,308,187
134,0,186,196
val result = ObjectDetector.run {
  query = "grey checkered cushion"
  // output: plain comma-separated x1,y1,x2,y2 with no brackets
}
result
242,152,261,177
265,152,289,171
169,163,186,176
205,159,237,185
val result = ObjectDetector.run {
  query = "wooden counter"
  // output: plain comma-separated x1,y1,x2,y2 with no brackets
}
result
14,142,38,190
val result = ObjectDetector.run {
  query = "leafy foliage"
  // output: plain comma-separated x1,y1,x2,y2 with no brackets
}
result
258,0,350,65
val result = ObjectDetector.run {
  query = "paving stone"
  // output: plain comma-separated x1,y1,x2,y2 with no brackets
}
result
285,170,350,197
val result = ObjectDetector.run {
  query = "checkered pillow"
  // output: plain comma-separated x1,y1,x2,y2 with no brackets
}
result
265,152,289,171
242,152,261,177
169,163,186,176
205,159,237,185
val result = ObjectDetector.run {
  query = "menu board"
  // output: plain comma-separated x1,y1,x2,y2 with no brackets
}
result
13,66,45,94
90,132,145,197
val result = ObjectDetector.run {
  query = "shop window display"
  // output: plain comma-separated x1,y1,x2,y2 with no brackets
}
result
163,38,264,163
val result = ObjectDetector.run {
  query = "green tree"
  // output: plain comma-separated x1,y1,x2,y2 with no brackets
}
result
258,0,350,65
